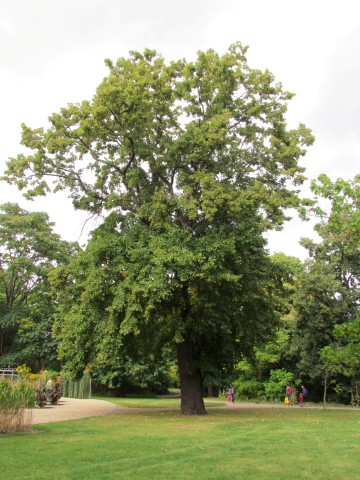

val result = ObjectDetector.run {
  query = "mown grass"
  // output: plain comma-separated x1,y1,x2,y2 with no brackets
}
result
92,393,221,408
0,404,359,480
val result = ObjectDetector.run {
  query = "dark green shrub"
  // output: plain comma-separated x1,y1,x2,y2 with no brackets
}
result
264,369,293,401
35,386,47,408
46,387,62,405
234,379,265,399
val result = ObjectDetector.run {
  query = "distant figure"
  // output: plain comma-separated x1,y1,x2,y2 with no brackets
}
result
231,385,236,403
286,385,293,399
226,387,232,404
301,385,308,405
299,392,304,407
46,378,53,392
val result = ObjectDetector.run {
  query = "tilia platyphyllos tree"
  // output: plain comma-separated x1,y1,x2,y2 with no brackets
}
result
2,44,313,413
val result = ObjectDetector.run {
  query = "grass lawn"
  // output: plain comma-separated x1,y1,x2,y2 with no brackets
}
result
92,393,221,408
0,403,359,480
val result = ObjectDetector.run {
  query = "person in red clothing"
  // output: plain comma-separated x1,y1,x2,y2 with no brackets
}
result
226,387,232,404
300,385,308,407
285,385,293,405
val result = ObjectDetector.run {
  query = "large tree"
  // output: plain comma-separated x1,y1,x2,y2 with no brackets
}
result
2,44,313,413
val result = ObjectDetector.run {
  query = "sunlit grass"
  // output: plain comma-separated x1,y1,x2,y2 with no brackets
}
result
92,394,221,409
1,406,359,479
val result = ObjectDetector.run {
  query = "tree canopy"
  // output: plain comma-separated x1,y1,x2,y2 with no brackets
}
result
0,203,78,369
2,44,314,413
279,175,360,402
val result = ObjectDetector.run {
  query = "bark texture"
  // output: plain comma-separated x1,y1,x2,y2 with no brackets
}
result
176,337,207,415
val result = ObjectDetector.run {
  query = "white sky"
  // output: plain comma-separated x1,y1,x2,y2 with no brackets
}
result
1,0,359,258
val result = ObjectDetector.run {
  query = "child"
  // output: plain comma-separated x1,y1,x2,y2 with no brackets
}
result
226,387,232,404
299,392,304,407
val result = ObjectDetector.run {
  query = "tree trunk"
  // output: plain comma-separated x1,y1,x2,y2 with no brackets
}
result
323,371,328,409
323,370,333,409
176,337,207,415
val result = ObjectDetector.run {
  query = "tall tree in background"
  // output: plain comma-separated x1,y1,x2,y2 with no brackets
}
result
0,203,77,369
312,175,360,402
2,44,313,413
290,175,360,398
232,253,304,398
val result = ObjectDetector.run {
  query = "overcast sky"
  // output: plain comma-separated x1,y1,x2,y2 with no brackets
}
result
1,0,359,258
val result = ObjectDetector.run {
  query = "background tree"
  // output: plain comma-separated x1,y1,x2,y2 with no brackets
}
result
11,283,60,371
232,253,303,399
2,44,313,413
321,315,360,405
310,175,360,403
288,175,360,400
0,203,77,369
227,177,359,405
289,258,349,395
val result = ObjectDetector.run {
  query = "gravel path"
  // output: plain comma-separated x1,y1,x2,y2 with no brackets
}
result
31,397,126,424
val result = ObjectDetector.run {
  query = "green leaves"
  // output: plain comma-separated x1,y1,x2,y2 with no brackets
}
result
0,203,78,366
3,44,313,231
310,175,360,254
320,316,360,377
1,44,317,404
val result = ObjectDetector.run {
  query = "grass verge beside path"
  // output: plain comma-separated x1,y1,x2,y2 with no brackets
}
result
92,394,220,409
1,407,359,480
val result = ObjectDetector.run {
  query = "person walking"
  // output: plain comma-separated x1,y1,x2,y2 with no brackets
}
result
285,384,293,406
231,385,236,403
301,385,308,405
226,387,232,404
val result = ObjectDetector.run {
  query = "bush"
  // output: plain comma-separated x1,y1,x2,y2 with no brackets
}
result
264,369,293,401
234,379,265,399
168,365,180,388
34,384,62,407
0,379,35,434
47,386,63,405
35,386,48,408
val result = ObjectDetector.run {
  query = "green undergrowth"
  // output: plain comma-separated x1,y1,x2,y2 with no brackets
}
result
1,408,359,479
